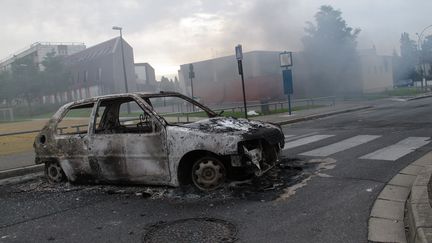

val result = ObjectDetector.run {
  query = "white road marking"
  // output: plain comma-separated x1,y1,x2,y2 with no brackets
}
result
300,135,381,157
284,132,320,143
284,135,295,139
360,137,431,161
283,135,334,150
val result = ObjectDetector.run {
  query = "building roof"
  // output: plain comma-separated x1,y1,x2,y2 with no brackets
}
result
64,37,120,65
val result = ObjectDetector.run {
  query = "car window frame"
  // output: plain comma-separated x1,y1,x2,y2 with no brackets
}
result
54,102,96,137
90,95,165,135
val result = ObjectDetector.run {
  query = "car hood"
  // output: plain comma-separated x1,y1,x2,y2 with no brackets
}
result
178,116,280,134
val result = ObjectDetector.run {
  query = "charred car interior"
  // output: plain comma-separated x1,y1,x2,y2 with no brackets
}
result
34,92,285,191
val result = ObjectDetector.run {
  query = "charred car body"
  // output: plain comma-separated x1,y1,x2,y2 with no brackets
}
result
34,92,284,191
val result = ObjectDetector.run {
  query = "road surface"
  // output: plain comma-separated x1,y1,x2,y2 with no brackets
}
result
0,97,431,242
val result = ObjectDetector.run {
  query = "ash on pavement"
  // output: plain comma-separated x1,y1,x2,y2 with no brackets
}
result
1,157,335,202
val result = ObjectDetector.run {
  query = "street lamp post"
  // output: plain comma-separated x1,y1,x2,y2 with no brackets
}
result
416,24,432,90
112,26,130,113
280,51,293,115
235,44,248,119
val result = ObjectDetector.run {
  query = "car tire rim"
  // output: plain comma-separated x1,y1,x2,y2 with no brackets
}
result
46,163,64,183
192,158,226,191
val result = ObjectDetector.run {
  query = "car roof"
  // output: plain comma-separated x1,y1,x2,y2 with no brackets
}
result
64,91,183,107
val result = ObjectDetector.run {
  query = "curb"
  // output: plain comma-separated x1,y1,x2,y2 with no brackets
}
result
368,152,432,243
274,105,373,126
0,164,44,180
406,152,432,243
406,93,432,101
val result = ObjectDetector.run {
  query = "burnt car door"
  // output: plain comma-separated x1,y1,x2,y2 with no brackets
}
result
88,96,170,184
54,102,94,180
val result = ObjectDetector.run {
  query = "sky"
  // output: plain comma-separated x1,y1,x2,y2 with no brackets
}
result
1,0,432,79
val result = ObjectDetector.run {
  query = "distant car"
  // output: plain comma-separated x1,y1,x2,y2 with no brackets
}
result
394,79,414,88
34,92,284,191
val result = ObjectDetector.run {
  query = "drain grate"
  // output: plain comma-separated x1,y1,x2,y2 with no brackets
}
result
142,218,237,243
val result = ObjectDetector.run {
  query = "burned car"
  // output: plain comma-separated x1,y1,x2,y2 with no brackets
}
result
34,92,284,191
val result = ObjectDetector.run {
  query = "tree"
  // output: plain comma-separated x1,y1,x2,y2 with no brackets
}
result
0,71,16,105
40,50,72,94
9,56,44,115
420,35,432,79
399,32,419,81
302,5,361,96
159,76,176,91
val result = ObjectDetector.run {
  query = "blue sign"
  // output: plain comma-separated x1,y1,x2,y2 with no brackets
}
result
282,69,293,94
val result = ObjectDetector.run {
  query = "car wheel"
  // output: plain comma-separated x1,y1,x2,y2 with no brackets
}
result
191,156,226,191
45,161,66,183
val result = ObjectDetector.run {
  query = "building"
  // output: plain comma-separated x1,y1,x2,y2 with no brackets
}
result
179,51,285,104
179,49,394,104
135,63,157,92
0,42,85,72
60,37,137,102
358,48,394,93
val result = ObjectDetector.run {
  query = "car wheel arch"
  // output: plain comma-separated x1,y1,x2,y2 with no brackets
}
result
177,150,228,186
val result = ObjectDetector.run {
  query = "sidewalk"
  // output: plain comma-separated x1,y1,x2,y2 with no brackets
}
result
251,101,372,125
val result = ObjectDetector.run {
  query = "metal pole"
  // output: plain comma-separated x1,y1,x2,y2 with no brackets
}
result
119,29,130,113
190,77,194,100
288,94,292,115
239,60,248,119
190,77,194,112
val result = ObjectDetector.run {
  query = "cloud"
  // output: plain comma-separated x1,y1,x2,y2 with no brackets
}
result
1,0,432,77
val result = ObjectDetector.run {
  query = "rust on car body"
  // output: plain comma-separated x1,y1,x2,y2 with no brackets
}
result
34,92,285,190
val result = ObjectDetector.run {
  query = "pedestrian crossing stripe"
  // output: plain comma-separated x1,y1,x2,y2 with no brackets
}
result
360,137,431,161
283,133,431,161
283,135,334,150
300,135,381,157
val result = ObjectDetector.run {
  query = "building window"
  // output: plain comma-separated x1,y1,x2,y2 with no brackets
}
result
84,71,88,82
97,68,102,81
58,45,68,55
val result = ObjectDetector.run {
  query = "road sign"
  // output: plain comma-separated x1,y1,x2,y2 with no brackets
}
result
282,69,293,94
235,45,243,60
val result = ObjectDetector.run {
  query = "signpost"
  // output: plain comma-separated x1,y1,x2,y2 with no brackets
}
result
280,51,293,115
235,44,248,119
189,63,195,99
189,63,195,111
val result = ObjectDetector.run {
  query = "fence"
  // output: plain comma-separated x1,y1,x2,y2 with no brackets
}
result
0,96,336,137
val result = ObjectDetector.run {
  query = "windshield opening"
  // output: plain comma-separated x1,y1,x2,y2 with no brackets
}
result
145,95,216,125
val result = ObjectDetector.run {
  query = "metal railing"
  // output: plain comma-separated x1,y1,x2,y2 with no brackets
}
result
0,96,336,136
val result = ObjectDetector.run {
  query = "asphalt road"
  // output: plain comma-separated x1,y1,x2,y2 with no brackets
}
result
0,97,431,243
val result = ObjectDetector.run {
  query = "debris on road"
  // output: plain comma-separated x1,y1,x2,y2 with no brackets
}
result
2,156,337,202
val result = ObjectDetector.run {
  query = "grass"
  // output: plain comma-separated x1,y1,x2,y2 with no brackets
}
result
383,87,428,97
0,133,38,156
0,104,324,155
0,118,89,156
